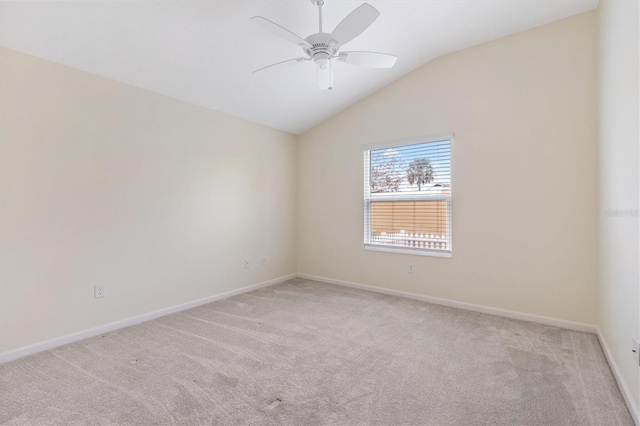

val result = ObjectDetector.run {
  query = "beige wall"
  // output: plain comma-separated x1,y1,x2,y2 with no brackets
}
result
597,0,640,413
297,12,598,325
0,47,297,353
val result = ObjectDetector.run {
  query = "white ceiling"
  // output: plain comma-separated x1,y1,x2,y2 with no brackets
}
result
0,0,598,135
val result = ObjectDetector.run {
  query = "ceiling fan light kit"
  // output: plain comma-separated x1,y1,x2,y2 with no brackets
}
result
251,0,397,91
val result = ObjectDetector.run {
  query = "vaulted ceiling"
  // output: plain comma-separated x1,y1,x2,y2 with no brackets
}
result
0,0,598,134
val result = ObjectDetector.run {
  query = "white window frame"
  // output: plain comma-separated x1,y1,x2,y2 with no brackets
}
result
363,134,453,258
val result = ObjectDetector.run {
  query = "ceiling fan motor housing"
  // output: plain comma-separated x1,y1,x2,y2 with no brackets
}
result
305,33,339,68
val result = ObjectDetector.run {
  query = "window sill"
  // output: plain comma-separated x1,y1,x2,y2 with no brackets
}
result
364,244,452,258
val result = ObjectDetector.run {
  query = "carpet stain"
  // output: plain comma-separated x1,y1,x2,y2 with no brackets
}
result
267,398,283,410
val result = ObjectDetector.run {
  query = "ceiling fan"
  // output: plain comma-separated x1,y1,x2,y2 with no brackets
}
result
251,0,397,91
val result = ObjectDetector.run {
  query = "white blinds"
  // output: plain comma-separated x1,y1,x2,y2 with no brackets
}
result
364,138,452,254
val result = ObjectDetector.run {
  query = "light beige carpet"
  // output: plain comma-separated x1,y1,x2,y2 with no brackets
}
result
0,278,633,425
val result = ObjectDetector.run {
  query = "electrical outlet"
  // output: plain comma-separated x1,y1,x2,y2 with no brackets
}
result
261,257,267,266
408,264,415,274
94,285,106,299
633,337,639,366
244,259,250,269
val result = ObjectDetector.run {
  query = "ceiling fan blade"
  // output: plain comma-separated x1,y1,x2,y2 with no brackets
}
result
253,57,307,73
250,16,312,49
338,51,397,68
330,3,380,46
317,60,334,91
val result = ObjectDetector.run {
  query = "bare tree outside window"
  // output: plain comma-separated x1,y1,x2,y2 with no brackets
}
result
406,158,434,191
370,151,404,193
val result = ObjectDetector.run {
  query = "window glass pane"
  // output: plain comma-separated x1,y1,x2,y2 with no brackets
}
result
369,140,451,195
365,139,452,254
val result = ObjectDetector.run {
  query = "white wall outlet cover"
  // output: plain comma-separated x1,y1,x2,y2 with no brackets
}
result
408,264,415,274
94,285,106,299
244,259,250,269
633,337,639,365
261,257,267,265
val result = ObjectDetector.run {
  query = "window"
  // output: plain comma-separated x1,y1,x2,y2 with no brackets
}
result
364,135,452,257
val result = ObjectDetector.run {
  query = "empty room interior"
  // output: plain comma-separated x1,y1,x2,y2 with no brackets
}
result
0,0,638,424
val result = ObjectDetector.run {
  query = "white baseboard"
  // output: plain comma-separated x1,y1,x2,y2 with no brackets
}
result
597,328,640,426
296,273,597,333
0,274,296,364
3,272,636,423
